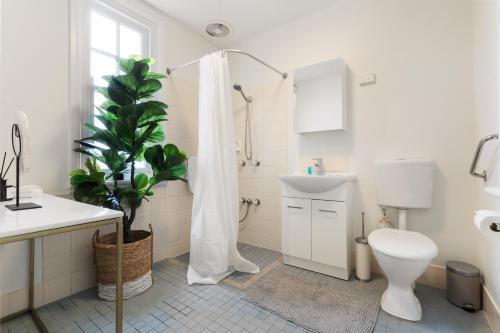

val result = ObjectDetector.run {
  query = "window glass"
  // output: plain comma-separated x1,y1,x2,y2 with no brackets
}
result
90,51,116,87
120,25,142,58
91,12,117,55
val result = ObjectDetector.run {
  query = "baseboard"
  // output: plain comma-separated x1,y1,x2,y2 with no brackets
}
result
483,287,500,332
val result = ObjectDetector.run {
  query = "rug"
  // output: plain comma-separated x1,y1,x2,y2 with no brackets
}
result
243,265,381,333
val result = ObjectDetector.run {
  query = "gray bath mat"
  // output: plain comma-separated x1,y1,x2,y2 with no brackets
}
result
243,265,381,333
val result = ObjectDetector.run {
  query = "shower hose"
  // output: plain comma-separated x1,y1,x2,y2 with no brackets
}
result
244,102,253,160
239,203,250,223
239,98,253,224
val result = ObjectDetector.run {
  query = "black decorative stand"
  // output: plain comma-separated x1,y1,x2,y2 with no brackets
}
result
5,124,41,211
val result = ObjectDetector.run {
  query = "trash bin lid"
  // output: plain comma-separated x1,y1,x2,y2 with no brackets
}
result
446,261,480,277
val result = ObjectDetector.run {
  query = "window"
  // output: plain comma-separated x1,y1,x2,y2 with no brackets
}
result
89,1,150,172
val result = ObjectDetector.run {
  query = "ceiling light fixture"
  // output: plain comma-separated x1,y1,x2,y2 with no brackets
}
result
205,21,231,37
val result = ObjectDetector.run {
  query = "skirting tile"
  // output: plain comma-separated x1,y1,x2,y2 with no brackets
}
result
484,287,500,333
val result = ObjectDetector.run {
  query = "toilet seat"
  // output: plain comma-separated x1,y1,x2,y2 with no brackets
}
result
368,228,438,261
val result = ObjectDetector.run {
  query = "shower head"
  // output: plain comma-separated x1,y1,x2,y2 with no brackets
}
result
233,83,252,103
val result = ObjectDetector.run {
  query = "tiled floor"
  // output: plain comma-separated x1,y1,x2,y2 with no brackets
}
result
0,243,492,333
174,243,282,287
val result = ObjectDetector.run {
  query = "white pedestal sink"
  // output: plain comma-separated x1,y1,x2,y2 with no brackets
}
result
279,172,355,200
279,172,356,280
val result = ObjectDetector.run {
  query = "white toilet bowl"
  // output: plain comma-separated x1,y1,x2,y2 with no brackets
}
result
368,228,438,321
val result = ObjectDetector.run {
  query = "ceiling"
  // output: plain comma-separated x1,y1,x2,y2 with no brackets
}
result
145,0,339,47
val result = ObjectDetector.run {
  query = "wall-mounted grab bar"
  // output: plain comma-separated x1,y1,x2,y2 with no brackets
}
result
470,133,498,181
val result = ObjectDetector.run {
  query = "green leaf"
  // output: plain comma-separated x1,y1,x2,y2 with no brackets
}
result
145,125,165,143
84,122,101,133
164,144,187,166
68,169,86,177
74,147,100,159
108,77,134,106
74,139,102,151
100,100,119,113
137,79,162,98
102,75,113,83
131,61,149,81
134,173,148,190
144,145,164,169
118,58,135,73
145,72,167,80
135,123,158,147
137,101,168,120
101,149,127,176
116,75,138,95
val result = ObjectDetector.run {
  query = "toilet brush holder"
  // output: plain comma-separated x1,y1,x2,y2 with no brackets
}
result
355,212,371,282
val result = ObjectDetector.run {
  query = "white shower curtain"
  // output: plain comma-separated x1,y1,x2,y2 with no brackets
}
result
187,51,259,285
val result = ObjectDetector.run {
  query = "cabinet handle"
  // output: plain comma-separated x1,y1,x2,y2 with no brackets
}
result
319,209,337,213
287,205,303,209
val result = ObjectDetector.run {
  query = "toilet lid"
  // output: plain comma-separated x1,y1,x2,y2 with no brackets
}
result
368,228,438,260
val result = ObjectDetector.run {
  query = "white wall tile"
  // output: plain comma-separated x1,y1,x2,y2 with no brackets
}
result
71,228,96,251
1,293,10,317
9,288,28,314
71,269,96,294
71,247,94,274
42,233,71,259
43,253,71,281
43,275,71,304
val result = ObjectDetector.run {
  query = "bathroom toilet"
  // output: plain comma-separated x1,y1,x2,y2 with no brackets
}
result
369,228,438,321
369,159,438,321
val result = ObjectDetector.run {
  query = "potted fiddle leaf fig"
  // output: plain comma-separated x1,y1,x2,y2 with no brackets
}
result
69,57,187,300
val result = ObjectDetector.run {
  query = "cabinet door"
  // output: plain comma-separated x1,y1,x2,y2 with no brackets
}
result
282,197,311,260
311,200,347,268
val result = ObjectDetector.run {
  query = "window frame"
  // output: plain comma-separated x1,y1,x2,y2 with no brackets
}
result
70,0,166,180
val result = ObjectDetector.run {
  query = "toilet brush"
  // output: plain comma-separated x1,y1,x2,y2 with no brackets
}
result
355,212,371,282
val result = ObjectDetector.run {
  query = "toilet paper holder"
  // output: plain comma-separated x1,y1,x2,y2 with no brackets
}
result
475,210,500,237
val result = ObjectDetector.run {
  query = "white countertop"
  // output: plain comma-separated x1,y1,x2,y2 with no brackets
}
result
0,194,123,239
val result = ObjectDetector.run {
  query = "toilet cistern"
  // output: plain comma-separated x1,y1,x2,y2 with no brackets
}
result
375,159,434,230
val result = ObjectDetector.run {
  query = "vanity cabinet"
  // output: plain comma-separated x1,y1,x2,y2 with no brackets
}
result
311,200,347,269
280,178,353,280
282,197,311,260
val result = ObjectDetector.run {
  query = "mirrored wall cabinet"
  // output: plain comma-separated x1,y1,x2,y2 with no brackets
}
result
293,58,347,133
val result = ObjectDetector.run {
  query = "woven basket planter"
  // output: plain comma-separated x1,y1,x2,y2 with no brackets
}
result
93,225,153,301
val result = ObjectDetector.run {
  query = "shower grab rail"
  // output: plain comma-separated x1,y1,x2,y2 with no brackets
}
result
166,49,288,79
470,133,498,181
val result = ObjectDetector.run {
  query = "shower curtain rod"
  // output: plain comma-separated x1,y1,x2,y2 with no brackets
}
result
166,49,288,79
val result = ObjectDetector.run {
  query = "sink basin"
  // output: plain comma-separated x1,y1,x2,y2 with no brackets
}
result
279,173,356,193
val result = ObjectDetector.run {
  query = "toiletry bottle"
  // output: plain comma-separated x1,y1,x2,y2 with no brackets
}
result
312,158,321,175
307,166,313,175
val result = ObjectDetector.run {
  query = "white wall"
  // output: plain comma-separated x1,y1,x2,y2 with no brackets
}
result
0,0,71,308
473,0,500,315
230,0,480,271
0,0,213,312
